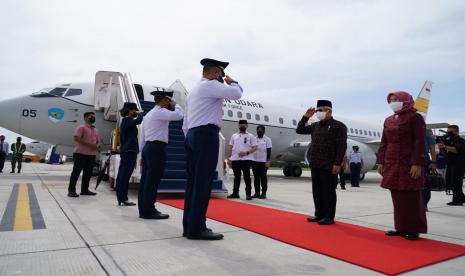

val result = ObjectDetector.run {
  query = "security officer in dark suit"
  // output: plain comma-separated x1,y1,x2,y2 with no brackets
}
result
182,58,243,240
116,102,143,206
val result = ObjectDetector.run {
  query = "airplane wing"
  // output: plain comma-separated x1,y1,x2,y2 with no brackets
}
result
426,122,450,129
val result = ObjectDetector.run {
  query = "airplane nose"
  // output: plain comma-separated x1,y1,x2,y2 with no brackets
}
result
0,97,23,133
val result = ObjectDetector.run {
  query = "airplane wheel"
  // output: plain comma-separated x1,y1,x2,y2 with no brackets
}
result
292,166,302,177
283,166,292,177
360,173,365,181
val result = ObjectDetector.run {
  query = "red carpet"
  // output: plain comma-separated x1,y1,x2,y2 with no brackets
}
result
160,198,465,275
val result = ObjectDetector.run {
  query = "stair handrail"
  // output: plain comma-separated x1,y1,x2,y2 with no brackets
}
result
216,132,226,181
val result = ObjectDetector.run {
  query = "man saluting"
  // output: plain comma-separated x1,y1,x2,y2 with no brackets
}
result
182,58,243,240
296,100,347,225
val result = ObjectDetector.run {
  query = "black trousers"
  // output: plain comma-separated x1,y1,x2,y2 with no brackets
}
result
0,152,5,172
252,161,268,195
11,154,23,173
116,151,138,203
311,167,338,220
350,162,362,187
68,153,96,193
232,160,253,196
138,142,166,216
183,125,219,235
446,165,465,203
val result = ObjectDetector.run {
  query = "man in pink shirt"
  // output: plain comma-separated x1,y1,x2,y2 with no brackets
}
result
67,112,100,197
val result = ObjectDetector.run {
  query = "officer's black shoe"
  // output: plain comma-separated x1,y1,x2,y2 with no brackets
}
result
341,186,346,190
226,194,240,199
10,171,14,173
186,230,224,240
246,195,253,200
307,217,322,223
140,213,170,219
252,194,260,198
67,192,79,198
118,201,136,206
404,233,419,240
447,201,463,206
385,230,404,236
259,194,267,199
80,191,97,196
318,218,335,225
183,228,212,237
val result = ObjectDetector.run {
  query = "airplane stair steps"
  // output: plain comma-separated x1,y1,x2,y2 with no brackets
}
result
138,100,226,192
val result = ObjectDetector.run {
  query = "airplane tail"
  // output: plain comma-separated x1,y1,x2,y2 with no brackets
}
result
414,80,433,119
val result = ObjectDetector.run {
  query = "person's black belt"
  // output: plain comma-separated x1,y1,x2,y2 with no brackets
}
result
193,124,220,131
146,140,167,145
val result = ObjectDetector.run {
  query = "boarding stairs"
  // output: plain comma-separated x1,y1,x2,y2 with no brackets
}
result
139,101,227,192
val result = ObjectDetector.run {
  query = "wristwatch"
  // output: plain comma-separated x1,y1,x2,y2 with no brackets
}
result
246,151,250,155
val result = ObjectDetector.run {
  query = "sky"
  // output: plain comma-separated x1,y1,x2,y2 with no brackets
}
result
1,0,465,143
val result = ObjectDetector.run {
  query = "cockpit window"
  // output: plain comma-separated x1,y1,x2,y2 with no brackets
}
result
49,88,67,97
65,88,82,97
31,87,67,97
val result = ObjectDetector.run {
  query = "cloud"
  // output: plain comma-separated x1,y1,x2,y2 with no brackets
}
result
0,0,464,133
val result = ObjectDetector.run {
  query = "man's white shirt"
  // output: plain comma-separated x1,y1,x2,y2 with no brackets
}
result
349,152,363,164
182,78,242,134
254,135,272,162
229,132,257,161
140,104,184,149
0,141,9,154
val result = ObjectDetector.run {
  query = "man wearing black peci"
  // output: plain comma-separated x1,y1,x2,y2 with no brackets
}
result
296,100,347,225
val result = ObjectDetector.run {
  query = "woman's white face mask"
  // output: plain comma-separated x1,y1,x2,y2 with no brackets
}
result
389,101,403,112
316,111,327,121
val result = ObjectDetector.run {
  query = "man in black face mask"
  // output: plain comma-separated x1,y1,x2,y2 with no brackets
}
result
252,125,272,199
67,112,100,197
227,120,257,200
438,125,465,206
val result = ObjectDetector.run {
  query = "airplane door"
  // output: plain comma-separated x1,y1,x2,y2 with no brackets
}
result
94,71,125,122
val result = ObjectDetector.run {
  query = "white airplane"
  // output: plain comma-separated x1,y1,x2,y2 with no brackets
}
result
0,71,433,179
26,141,51,158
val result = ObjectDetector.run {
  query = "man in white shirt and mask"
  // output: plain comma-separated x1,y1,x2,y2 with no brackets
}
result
139,90,184,219
182,58,243,240
252,125,272,199
227,120,257,200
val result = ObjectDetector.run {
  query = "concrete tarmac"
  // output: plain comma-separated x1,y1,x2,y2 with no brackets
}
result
0,163,464,275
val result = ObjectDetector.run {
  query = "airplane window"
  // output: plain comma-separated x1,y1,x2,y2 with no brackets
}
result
222,110,224,116
65,88,82,97
255,114,260,121
279,118,284,124
359,129,363,135
369,131,372,136
350,128,354,133
237,111,243,118
355,129,359,134
49,87,67,97
227,110,233,117
246,113,251,119
364,130,368,135
292,119,297,126
378,132,381,137
264,115,269,122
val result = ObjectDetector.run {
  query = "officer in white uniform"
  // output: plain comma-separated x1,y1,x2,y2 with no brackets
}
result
138,90,184,219
227,120,257,200
252,125,272,199
182,58,243,240
349,145,363,187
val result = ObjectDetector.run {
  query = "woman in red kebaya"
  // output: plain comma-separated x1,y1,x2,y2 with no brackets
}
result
377,91,427,240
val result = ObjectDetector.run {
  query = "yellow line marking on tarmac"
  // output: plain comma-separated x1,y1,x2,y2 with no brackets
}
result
13,183,33,231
